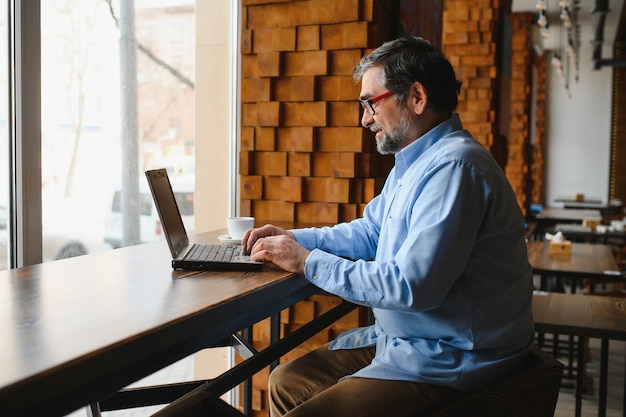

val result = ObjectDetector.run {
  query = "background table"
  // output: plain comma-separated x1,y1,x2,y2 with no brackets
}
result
555,196,603,209
527,241,622,293
533,292,626,417
531,208,604,241
544,223,626,247
535,207,603,223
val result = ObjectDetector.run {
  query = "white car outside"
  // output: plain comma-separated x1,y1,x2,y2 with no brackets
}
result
103,177,194,249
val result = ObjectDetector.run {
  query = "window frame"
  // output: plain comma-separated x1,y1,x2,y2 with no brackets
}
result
7,0,42,268
5,0,241,269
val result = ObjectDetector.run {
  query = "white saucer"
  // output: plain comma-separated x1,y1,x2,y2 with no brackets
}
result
218,234,241,245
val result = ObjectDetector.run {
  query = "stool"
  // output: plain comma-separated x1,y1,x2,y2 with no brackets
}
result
423,344,564,417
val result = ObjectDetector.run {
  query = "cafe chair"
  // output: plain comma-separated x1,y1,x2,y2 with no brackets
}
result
421,344,564,417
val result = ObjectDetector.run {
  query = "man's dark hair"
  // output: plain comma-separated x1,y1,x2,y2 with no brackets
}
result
353,36,462,113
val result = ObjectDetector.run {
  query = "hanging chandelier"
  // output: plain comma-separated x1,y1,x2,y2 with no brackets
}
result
536,0,581,98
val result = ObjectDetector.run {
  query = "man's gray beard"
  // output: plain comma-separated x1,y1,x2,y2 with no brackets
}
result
375,110,412,155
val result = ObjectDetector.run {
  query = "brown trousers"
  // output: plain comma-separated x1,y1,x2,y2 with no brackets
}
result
269,343,466,417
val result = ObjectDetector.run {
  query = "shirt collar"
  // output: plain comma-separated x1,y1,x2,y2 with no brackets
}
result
393,113,463,178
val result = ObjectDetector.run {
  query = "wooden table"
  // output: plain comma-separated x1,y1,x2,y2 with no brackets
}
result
0,232,349,417
555,196,604,209
527,241,622,290
535,207,603,223
531,208,604,240
533,292,626,417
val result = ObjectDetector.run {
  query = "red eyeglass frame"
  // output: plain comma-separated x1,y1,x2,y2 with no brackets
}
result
360,91,394,115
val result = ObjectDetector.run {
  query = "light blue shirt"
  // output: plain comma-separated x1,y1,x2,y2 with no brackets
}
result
291,114,534,391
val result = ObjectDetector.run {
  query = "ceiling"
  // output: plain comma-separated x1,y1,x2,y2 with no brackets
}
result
511,0,624,56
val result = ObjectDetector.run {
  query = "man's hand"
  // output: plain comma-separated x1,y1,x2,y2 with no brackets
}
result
242,224,310,275
242,224,294,251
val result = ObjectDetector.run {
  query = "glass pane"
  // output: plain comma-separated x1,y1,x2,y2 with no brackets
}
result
0,0,8,271
40,0,196,262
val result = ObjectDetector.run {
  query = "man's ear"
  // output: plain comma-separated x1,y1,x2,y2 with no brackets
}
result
410,81,428,115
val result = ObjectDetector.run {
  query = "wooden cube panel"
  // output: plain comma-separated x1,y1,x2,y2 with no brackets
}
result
239,151,252,176
327,101,361,127
297,25,320,51
275,76,316,102
283,50,328,76
288,152,311,177
339,203,358,222
311,0,360,24
257,51,281,77
246,3,291,29
242,103,258,127
241,29,252,54
359,153,394,178
252,151,287,176
264,176,303,202
241,54,258,78
312,152,357,178
329,50,363,75
276,127,315,152
282,102,327,127
316,127,370,152
304,177,352,203
296,202,340,224
318,76,360,101
252,199,295,222
255,127,275,151
257,101,281,126
241,126,255,151
320,22,370,50
241,175,263,200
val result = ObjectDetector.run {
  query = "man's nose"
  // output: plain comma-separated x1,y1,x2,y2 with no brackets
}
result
361,110,374,128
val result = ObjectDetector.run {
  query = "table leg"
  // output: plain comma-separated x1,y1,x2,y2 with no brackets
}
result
270,312,281,371
623,348,626,417
86,402,102,417
575,337,585,417
242,327,253,416
568,335,575,377
553,332,560,360
598,339,609,417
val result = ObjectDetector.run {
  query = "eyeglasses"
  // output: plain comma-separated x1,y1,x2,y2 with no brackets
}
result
359,91,394,115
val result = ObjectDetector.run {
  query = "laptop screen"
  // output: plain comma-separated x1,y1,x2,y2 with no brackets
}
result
145,169,189,258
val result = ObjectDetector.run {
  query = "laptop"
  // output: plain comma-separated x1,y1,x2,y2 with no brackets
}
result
145,168,263,271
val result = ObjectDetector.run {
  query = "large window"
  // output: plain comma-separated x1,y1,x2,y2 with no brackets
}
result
4,1,235,272
2,0,204,271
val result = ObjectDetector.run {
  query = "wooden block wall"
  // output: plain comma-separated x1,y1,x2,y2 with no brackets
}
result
506,12,533,215
531,51,547,207
442,0,501,149
609,40,626,203
442,1,540,215
237,1,395,415
240,0,395,225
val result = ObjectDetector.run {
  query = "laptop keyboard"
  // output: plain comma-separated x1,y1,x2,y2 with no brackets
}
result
185,243,242,262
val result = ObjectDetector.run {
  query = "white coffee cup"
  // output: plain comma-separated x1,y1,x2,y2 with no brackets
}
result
227,216,255,240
